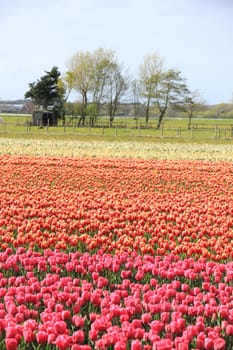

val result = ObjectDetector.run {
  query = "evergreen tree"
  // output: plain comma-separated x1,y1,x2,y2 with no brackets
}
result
25,66,65,119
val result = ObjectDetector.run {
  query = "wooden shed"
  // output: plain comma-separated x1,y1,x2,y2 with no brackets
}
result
32,110,58,126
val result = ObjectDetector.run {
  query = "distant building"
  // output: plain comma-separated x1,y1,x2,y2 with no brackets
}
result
0,99,32,114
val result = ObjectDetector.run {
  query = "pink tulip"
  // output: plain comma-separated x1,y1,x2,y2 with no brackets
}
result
153,339,172,350
131,339,142,350
61,310,71,321
55,321,68,334
5,326,17,338
89,329,98,341
131,319,142,329
114,341,127,350
172,321,182,335
72,315,85,328
48,333,56,344
36,330,48,344
23,328,34,342
219,307,229,319
97,276,109,288
226,324,233,335
5,338,18,350
196,333,205,349
174,337,189,350
133,328,144,339
213,338,226,350
150,278,157,287
23,319,38,330
151,320,164,333
72,330,85,343
142,313,152,324
204,337,214,350
55,334,71,349
71,345,82,350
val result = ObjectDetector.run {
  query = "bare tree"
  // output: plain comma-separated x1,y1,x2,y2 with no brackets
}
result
131,79,141,121
66,48,128,126
90,48,115,117
185,90,205,129
106,63,129,126
66,51,93,125
139,53,163,126
139,53,190,129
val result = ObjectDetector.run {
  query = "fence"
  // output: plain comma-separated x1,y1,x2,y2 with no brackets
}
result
1,120,233,140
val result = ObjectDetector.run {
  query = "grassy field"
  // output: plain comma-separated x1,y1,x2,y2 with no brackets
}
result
1,114,233,143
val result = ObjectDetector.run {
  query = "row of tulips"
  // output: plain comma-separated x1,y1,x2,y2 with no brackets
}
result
0,155,232,348
1,138,233,161
0,249,232,349
0,155,232,260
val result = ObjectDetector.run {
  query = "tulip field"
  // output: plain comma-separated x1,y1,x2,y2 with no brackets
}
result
0,148,233,349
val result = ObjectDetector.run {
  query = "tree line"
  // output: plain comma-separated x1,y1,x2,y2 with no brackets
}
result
25,48,204,129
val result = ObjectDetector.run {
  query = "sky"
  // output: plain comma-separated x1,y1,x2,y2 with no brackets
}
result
0,0,233,105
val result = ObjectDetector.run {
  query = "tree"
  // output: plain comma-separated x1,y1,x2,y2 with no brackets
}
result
184,90,205,129
62,71,76,102
139,53,163,126
91,48,115,117
66,48,128,126
25,66,65,120
131,79,141,120
105,63,129,126
139,53,190,129
66,51,93,125
154,69,190,129
64,101,83,116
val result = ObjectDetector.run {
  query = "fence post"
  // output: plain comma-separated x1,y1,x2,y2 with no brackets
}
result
102,124,104,135
215,125,218,138
191,125,194,139
47,120,49,133
115,125,118,136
